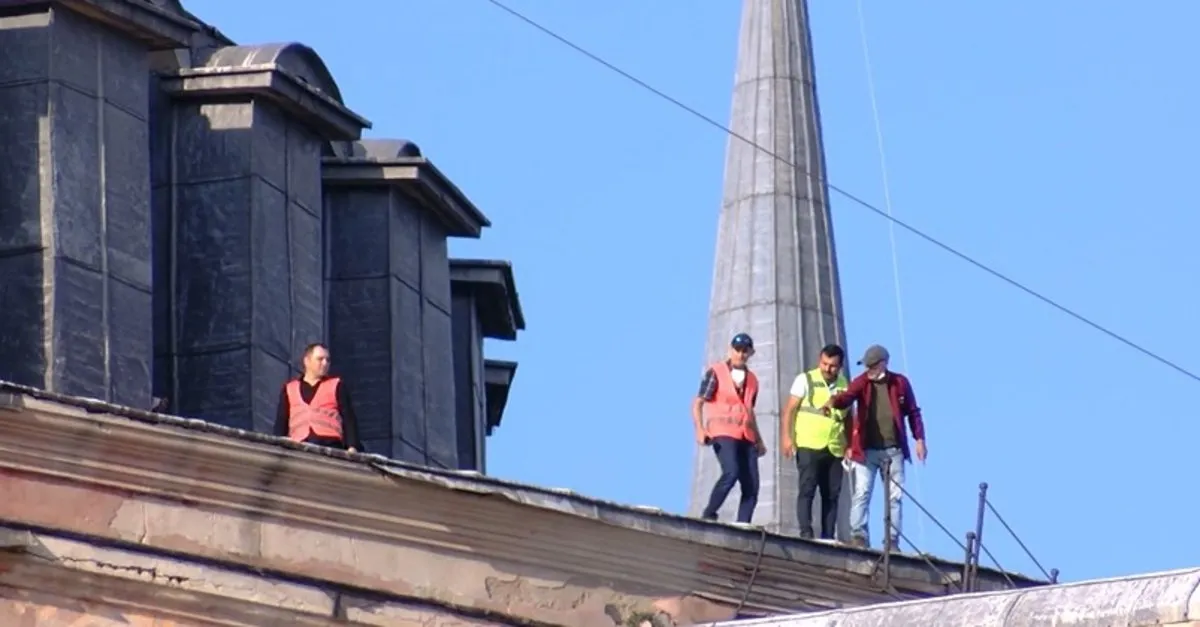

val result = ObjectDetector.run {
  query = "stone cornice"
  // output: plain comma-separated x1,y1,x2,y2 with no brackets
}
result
0,527,532,625
322,156,491,238
0,383,1042,624
159,64,369,140
450,259,525,341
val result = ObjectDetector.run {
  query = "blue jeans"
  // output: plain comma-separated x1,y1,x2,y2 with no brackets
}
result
702,436,760,523
849,447,904,543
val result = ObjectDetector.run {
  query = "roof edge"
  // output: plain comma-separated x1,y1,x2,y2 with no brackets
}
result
0,379,1040,599
450,258,525,340
483,359,517,435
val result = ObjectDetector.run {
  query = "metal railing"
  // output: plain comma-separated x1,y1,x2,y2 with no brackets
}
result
876,458,1057,594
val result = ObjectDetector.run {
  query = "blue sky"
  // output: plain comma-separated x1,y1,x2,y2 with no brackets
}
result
193,0,1200,582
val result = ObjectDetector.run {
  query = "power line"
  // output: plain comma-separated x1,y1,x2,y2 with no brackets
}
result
481,0,1200,384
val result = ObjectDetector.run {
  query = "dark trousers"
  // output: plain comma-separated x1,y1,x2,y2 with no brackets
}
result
795,447,844,539
303,435,346,450
702,436,760,523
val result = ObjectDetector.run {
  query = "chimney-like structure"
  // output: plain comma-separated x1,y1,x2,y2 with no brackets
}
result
690,0,848,535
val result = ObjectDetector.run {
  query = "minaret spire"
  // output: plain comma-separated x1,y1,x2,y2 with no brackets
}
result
690,0,848,535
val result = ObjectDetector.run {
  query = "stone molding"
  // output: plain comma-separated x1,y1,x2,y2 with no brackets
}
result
323,141,490,238
160,63,369,141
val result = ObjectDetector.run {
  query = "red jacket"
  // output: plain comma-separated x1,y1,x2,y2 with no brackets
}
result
828,371,925,463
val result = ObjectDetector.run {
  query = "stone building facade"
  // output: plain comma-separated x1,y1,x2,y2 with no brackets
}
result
0,0,523,470
0,382,1033,626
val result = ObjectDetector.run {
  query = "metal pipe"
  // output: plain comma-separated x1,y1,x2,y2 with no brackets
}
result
962,532,976,592
970,482,988,590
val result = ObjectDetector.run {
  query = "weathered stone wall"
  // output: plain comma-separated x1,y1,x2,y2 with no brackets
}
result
0,597,170,627
0,531,524,626
0,7,156,408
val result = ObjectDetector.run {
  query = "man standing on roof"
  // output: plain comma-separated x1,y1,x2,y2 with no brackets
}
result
782,344,850,541
824,345,926,549
693,333,766,524
274,343,363,453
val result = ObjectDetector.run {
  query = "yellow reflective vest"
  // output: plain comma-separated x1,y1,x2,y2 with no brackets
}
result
793,368,849,456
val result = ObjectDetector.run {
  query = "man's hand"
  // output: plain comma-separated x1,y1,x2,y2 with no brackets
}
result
820,400,833,415
755,440,767,457
782,436,794,457
347,447,357,454
695,427,709,445
914,439,927,463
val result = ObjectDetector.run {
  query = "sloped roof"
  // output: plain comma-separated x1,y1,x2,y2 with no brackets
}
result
715,567,1200,626
0,379,1041,611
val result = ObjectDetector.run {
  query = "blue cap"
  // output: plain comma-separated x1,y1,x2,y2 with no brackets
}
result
731,333,754,350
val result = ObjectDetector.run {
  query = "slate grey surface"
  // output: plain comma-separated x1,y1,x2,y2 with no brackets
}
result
692,0,849,536
0,7,153,408
325,183,459,466
165,99,325,430
717,568,1200,627
451,289,487,471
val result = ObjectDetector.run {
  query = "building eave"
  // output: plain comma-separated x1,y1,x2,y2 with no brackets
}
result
483,359,517,435
0,380,1044,622
322,157,491,238
450,258,525,340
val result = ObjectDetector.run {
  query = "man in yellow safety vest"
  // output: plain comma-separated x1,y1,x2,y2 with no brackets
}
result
782,344,850,540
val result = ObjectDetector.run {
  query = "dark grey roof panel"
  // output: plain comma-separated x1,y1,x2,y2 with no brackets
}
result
202,43,344,104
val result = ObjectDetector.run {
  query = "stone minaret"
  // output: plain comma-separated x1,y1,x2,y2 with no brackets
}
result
690,0,849,536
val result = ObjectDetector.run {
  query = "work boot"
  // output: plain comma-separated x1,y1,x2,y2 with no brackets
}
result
848,535,869,549
799,530,814,540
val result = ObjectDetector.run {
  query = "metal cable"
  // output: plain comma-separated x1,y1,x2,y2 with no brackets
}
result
734,527,769,616
480,0,1200,384
985,498,1053,581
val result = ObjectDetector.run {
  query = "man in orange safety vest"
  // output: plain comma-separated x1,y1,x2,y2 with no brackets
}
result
274,343,363,453
693,333,766,523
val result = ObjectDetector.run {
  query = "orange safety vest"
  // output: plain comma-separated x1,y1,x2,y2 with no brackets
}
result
286,377,344,443
703,362,759,442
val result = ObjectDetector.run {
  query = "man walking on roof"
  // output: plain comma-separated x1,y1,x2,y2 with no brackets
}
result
782,344,850,541
274,342,363,453
824,345,926,549
693,333,766,524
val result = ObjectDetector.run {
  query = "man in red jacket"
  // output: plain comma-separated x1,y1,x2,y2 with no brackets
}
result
824,345,927,549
